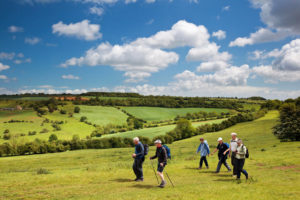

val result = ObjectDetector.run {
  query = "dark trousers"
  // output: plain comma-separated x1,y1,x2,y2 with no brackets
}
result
200,156,208,168
231,152,238,175
133,158,144,179
236,159,248,179
216,155,231,172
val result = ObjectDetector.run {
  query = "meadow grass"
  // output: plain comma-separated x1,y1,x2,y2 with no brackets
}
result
103,118,227,139
74,105,128,126
121,107,229,122
0,111,298,200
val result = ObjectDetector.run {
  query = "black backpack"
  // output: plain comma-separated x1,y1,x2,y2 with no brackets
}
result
143,144,149,156
243,145,249,158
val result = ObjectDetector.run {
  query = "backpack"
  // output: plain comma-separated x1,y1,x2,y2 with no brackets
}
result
243,145,249,158
163,145,171,159
143,144,149,156
224,143,230,155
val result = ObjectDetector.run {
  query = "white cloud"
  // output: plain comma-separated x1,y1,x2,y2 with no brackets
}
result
0,75,8,80
62,74,80,80
197,61,229,72
62,42,179,82
252,39,300,83
39,85,53,89
89,6,104,16
145,0,155,3
222,6,230,11
8,25,24,33
212,30,226,40
25,37,41,45
14,58,31,64
230,0,300,47
0,52,15,60
52,20,102,41
0,63,10,72
146,19,154,25
186,43,231,62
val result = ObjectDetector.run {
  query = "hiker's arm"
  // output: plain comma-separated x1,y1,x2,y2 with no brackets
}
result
211,148,218,155
196,145,201,154
150,149,158,160
206,145,210,155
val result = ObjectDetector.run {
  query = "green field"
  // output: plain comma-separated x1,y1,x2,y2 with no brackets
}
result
122,107,229,122
103,119,227,139
1,111,298,199
74,106,128,126
0,110,96,143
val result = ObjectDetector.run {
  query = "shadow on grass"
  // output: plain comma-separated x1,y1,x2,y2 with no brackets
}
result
111,178,133,183
131,184,156,189
212,174,232,177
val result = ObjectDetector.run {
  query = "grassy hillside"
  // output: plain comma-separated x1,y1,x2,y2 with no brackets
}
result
103,118,226,139
0,111,299,199
74,106,128,126
122,107,229,122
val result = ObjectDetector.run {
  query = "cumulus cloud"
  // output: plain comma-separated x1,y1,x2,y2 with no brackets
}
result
230,0,300,47
252,39,300,83
89,6,104,16
52,20,102,41
0,75,8,80
212,30,226,40
62,74,80,80
8,25,24,33
62,20,232,82
196,61,229,72
25,37,41,45
0,63,10,72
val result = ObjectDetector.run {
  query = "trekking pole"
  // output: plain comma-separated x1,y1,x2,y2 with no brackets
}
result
165,171,175,188
150,160,159,184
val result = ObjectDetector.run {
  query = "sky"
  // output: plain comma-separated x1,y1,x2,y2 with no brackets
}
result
0,0,300,99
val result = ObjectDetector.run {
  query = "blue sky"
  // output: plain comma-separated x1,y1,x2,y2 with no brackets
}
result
0,0,299,99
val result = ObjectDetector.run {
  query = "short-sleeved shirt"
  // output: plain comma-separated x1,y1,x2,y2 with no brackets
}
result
230,138,238,152
217,143,229,156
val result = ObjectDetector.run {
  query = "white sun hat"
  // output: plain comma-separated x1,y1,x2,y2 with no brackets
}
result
154,139,162,144
217,137,223,142
231,132,237,136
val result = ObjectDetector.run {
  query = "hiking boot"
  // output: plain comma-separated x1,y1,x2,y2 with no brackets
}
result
245,174,248,180
206,166,209,169
198,167,202,170
159,180,166,188
135,178,143,182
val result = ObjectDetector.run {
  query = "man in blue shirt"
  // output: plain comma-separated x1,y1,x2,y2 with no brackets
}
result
196,138,210,169
132,137,145,181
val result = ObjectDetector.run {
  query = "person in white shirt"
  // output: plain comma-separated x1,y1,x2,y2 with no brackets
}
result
224,132,238,176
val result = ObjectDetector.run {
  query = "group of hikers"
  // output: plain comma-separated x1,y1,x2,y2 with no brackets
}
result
131,132,249,188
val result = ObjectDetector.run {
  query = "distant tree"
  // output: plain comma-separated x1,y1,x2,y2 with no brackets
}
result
74,106,80,113
49,134,58,142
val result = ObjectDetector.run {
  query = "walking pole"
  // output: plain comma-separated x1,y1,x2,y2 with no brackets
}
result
165,171,175,188
150,160,159,184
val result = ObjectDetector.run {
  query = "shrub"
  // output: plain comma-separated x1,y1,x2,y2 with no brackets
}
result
49,134,58,142
28,131,37,136
3,133,11,140
80,116,87,122
40,128,49,134
74,106,80,113
37,168,51,174
60,109,67,114
4,129,9,134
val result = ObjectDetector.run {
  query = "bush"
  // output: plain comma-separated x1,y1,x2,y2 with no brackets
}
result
152,135,173,144
74,106,80,113
60,109,67,114
28,131,37,136
40,128,49,134
49,134,58,142
4,129,9,134
37,168,51,174
3,133,11,140
80,116,87,122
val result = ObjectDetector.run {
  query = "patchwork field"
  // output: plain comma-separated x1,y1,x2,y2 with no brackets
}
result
103,118,227,139
121,107,230,122
74,106,128,126
0,111,299,200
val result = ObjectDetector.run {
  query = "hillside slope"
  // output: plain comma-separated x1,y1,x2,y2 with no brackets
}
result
0,111,299,200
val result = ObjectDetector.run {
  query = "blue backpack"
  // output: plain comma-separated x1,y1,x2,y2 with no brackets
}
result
224,143,230,155
163,145,171,159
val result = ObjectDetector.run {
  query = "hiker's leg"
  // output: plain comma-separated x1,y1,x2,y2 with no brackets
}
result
236,159,242,179
216,157,222,172
240,159,248,178
231,153,237,175
200,156,204,168
157,171,165,181
203,156,208,167
133,159,138,178
223,157,231,171
137,159,144,179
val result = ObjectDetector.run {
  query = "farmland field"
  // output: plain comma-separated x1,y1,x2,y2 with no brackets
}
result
74,106,128,126
121,107,230,122
0,111,299,200
103,118,227,139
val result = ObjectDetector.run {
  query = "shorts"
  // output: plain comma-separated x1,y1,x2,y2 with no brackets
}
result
157,163,166,173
